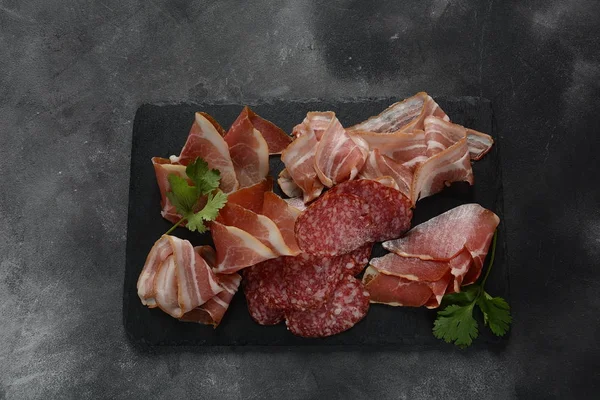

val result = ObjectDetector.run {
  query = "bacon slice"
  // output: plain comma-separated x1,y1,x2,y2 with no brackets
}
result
313,112,368,187
151,157,188,224
261,192,301,255
292,111,333,140
224,110,269,188
169,112,239,193
216,203,295,256
383,204,500,262
410,136,474,204
424,116,494,160
211,221,278,274
137,236,223,318
357,130,429,171
348,92,449,134
226,177,273,214
179,273,242,327
241,106,292,154
358,149,413,199
280,128,324,202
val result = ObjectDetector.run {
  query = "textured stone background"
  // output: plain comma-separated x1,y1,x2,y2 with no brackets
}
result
1,0,599,398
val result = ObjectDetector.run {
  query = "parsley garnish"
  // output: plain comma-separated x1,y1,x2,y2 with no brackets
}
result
433,231,512,347
164,157,227,235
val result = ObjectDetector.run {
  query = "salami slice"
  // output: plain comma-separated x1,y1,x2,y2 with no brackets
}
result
243,260,285,325
295,192,373,256
285,275,370,338
338,242,373,276
327,179,413,242
283,253,345,311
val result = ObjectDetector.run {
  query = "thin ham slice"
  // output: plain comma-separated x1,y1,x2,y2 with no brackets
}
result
348,92,449,135
151,157,188,224
179,273,242,327
280,128,324,202
197,111,227,136
358,149,413,199
313,112,368,187
211,221,278,274
226,177,273,214
137,235,223,318
292,111,333,140
277,168,303,198
410,136,474,204
447,248,474,293
424,116,494,160
224,110,270,188
356,130,429,171
169,112,239,193
216,203,295,256
241,106,292,154
261,192,301,255
383,204,500,262
370,253,450,282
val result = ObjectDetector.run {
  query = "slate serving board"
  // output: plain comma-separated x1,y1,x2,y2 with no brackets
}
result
123,97,508,347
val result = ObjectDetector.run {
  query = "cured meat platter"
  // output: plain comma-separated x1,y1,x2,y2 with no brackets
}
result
123,97,508,346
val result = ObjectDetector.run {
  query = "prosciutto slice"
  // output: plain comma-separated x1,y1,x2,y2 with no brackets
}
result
280,128,324,203
169,112,239,193
383,204,499,262
358,149,413,199
370,253,450,282
224,110,270,188
179,273,242,327
238,106,292,154
216,203,295,256
424,116,494,160
151,157,188,224
348,92,449,135
137,235,223,318
226,177,273,214
261,192,301,255
313,112,368,187
211,221,278,274
410,136,474,204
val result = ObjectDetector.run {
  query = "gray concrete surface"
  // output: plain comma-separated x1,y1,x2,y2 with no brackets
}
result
1,0,599,398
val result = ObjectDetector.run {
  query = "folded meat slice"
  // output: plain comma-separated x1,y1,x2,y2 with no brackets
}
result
357,130,429,171
370,253,450,282
179,273,242,327
312,112,368,187
283,196,307,211
410,136,474,204
280,128,324,203
261,192,301,255
363,265,452,308
383,203,500,262
137,235,223,318
424,116,494,160
224,109,270,188
216,203,295,256
152,157,188,224
239,106,292,154
211,221,278,274
226,177,273,213
169,112,239,193
358,149,413,199
292,111,333,140
348,92,449,135
277,168,303,198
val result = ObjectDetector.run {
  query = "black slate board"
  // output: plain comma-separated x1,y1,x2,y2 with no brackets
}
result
123,97,508,347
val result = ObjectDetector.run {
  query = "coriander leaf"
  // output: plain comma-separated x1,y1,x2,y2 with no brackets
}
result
184,190,228,233
433,303,479,348
167,174,197,215
477,292,512,337
186,158,221,195
440,284,480,308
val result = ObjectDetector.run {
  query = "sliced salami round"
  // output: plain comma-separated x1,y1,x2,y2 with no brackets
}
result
243,260,286,325
285,275,370,338
338,242,374,276
327,179,413,242
294,192,373,256
283,253,344,311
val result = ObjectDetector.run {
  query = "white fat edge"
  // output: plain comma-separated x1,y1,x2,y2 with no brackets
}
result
252,128,270,178
154,256,183,318
159,163,187,175
256,215,294,256
195,112,231,155
369,300,405,307
211,296,229,308
137,237,170,301
427,141,447,151
169,155,180,163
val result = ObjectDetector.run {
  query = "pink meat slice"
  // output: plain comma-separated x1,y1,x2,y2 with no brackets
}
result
261,192,301,255
294,192,373,256
226,177,273,214
224,109,270,188
285,275,370,338
327,179,413,242
151,157,188,224
424,116,494,161
369,253,450,282
240,106,292,154
383,203,500,262
358,149,413,199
